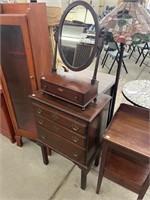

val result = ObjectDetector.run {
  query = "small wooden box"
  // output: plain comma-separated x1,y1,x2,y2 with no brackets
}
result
40,72,99,109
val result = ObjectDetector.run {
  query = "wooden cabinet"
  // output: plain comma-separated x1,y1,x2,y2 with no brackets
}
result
0,84,15,143
0,3,52,146
29,90,111,189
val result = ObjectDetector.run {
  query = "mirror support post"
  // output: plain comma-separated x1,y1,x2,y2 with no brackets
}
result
91,37,104,84
52,26,59,73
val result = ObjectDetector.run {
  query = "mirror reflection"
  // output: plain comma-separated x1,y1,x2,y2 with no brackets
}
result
59,4,97,70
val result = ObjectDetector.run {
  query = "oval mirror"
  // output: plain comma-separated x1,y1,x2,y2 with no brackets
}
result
58,1,99,71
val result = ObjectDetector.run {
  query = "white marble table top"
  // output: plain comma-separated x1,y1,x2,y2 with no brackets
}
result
122,79,150,109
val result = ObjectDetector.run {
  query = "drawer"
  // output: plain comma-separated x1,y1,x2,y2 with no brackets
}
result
35,115,86,147
41,80,83,105
37,126,86,164
33,104,87,135
40,73,99,108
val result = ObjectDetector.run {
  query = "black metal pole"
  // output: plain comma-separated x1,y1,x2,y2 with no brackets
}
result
52,26,59,72
91,37,104,84
107,42,124,124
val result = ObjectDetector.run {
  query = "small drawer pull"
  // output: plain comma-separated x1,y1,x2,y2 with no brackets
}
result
51,113,59,121
36,108,43,115
38,119,44,125
73,151,79,157
71,124,79,132
40,132,47,139
58,87,64,92
72,136,79,143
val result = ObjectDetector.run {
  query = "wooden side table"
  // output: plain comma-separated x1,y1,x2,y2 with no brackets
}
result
96,104,150,200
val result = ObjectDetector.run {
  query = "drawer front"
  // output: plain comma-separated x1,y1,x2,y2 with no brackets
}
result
41,81,82,104
37,126,85,164
33,104,87,135
35,115,86,147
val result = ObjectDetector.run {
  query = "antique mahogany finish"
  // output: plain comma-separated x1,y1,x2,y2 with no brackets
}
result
96,104,150,200
30,91,111,189
0,3,52,146
41,72,98,109
45,1,101,108
0,84,15,143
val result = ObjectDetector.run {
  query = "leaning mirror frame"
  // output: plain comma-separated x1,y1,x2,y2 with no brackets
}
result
57,1,100,71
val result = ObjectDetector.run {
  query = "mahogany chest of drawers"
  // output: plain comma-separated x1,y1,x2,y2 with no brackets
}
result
29,90,111,189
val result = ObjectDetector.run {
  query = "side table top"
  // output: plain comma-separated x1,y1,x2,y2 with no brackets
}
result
104,104,150,158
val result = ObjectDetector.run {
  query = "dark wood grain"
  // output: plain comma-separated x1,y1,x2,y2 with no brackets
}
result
0,84,16,143
0,3,52,146
40,72,99,108
30,91,111,189
96,104,150,199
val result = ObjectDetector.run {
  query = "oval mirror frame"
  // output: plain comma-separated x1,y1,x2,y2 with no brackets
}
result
58,1,100,71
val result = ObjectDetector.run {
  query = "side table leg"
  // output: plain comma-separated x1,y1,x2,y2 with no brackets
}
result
94,148,102,167
81,170,87,190
94,154,100,167
96,141,108,194
47,147,52,156
137,173,150,200
41,145,49,165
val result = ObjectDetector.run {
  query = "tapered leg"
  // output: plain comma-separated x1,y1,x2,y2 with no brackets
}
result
94,155,100,167
96,141,108,194
47,147,52,156
41,145,49,165
94,149,101,167
81,170,87,190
